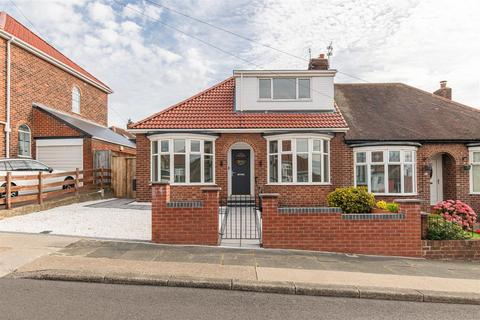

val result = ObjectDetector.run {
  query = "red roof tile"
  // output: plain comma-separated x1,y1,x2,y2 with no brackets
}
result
131,77,348,130
0,12,111,92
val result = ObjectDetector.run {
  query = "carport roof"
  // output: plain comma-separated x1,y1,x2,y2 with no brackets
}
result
33,104,136,149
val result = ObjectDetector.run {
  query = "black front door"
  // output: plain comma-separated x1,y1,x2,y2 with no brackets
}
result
231,149,251,195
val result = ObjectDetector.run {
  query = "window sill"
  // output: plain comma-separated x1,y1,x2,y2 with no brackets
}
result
17,155,32,159
373,193,418,197
257,98,312,102
168,183,217,186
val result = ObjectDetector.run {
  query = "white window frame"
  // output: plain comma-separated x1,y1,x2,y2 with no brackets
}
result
72,86,81,114
353,146,417,196
469,147,480,194
258,78,311,101
266,133,331,185
18,124,31,158
148,134,216,185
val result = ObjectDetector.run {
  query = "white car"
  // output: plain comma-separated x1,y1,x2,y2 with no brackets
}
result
0,158,76,197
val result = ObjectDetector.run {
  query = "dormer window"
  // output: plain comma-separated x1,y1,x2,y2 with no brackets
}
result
258,78,311,100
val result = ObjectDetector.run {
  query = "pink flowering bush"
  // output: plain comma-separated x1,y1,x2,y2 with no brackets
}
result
432,200,478,231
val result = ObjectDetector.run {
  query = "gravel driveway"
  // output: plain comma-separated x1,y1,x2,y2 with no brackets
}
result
0,199,151,240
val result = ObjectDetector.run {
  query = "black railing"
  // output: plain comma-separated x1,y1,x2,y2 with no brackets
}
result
220,194,261,240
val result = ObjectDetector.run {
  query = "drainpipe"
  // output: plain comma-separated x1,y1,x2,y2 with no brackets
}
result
5,36,12,158
240,72,243,112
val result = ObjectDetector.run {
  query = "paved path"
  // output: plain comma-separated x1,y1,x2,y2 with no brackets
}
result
7,235,480,297
0,199,151,240
0,233,78,277
1,279,478,320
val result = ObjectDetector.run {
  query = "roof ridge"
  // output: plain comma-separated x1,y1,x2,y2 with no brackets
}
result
398,82,480,113
130,76,234,129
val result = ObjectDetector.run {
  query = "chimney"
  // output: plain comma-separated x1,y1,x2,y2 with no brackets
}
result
308,53,329,70
433,80,452,100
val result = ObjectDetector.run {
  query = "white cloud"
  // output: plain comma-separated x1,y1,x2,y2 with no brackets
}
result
88,1,115,24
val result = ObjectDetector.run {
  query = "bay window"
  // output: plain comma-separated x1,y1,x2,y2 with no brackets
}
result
354,147,416,195
268,135,330,184
151,136,215,184
470,148,480,193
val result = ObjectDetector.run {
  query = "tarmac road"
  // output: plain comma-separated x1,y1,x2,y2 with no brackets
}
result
0,279,478,320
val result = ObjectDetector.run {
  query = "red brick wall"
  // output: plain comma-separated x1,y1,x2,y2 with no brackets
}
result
136,134,151,201
422,240,480,261
151,183,219,245
261,195,422,257
0,38,109,158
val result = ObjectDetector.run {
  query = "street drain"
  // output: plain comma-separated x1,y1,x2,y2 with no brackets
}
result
40,230,52,234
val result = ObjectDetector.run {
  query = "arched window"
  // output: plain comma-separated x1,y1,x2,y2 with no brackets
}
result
18,124,31,157
72,86,81,113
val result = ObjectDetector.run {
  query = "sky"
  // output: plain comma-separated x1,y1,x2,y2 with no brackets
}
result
2,0,480,127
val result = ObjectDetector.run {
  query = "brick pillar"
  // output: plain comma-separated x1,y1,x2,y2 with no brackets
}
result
201,187,221,245
259,193,279,248
395,198,423,257
151,182,170,243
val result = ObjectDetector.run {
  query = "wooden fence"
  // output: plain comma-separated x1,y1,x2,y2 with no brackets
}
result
111,156,136,198
0,168,111,209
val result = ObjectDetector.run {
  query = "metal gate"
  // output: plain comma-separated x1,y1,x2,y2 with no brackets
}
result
220,195,261,240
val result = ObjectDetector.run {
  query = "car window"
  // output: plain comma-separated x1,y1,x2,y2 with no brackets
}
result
28,161,50,171
0,162,6,171
8,160,31,171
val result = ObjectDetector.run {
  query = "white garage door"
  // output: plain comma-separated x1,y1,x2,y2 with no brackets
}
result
36,139,83,171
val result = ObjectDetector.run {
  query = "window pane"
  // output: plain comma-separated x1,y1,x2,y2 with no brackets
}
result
404,164,414,193
204,141,213,154
204,155,213,183
296,139,308,152
29,161,49,170
282,140,291,152
356,165,367,185
371,165,385,193
388,164,401,193
160,140,169,152
189,154,201,182
174,139,185,153
273,78,296,99
323,140,329,154
269,155,278,183
152,141,158,154
313,140,321,152
269,140,278,153
473,165,480,193
473,152,480,163
259,79,271,99
372,151,384,163
152,155,158,181
404,151,413,162
160,155,170,181
356,152,366,163
298,79,310,98
389,151,400,162
174,154,185,182
296,153,309,182
191,140,200,153
323,154,329,182
312,154,321,182
281,154,293,182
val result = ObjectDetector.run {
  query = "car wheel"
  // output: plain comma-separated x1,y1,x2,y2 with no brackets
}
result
1,182,18,198
63,177,74,190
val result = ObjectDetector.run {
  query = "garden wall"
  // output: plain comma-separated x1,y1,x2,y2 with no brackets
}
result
422,240,480,261
261,195,422,257
151,182,220,245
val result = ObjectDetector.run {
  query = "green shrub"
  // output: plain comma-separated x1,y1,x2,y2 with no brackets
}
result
427,214,469,240
327,186,375,213
386,202,399,213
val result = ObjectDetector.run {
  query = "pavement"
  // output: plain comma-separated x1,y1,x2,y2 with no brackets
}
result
3,232,480,305
1,279,479,320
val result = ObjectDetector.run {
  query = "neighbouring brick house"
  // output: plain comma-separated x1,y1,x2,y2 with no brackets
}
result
0,12,135,173
130,54,480,214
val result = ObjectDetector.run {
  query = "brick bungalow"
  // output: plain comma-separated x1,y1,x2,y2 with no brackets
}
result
129,54,480,213
0,12,135,173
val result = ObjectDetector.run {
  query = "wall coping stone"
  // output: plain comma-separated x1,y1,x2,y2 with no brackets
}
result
167,200,203,208
394,199,422,204
259,193,280,198
341,213,406,220
278,207,342,214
